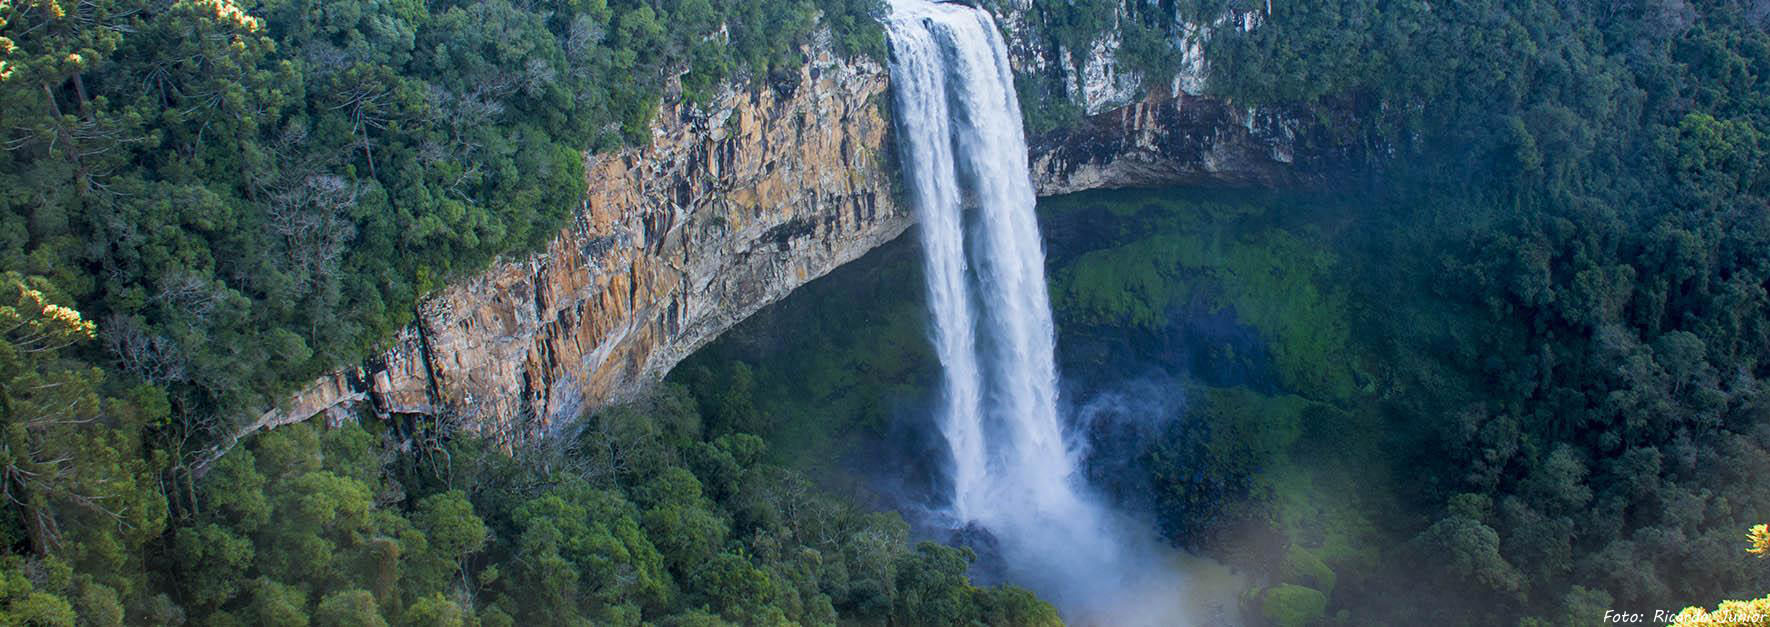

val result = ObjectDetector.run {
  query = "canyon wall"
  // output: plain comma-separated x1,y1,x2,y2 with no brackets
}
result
248,21,1315,447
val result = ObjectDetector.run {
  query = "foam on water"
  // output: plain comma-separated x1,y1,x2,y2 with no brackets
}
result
882,2,1214,623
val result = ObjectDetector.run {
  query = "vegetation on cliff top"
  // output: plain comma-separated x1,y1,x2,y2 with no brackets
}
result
0,0,886,471
145,388,1049,626
2,301,1053,626
1015,0,1770,623
1021,0,1770,621
7,0,1770,624
1197,1,1770,623
0,0,935,622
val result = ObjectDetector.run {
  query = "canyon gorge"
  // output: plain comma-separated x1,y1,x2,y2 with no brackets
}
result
246,3,1327,449
13,0,1767,622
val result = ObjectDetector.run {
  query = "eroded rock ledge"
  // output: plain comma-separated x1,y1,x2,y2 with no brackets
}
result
250,32,1312,447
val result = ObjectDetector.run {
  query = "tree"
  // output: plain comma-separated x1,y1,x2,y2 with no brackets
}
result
0,274,165,608
314,589,386,627
1669,525,1770,626
248,578,310,627
400,593,467,627
1670,595,1770,626
504,480,670,623
0,557,75,626
1409,515,1524,597
1261,584,1328,627
407,490,485,596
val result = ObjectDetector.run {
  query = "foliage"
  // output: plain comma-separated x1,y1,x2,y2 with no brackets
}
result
1672,594,1770,626
0,274,167,618
1037,148,1767,622
0,1,890,620
672,236,939,482
1669,525,1770,626
1259,583,1327,627
0,0,887,471
1175,1,1770,623
95,386,1051,625
1045,190,1356,400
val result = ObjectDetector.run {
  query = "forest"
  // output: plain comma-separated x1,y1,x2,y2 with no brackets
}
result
5,0,1770,624
0,0,885,466
691,0,1770,624
1193,1,1770,624
1,0,1040,623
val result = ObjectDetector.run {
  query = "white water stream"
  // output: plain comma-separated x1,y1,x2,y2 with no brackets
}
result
882,1,1213,623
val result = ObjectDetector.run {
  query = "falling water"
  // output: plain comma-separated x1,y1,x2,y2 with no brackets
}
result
882,1,1205,623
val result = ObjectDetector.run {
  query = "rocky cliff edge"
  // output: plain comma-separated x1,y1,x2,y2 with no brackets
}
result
240,23,1315,449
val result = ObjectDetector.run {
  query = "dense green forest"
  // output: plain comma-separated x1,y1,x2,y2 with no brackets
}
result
688,179,1767,626
1042,185,1769,625
2,296,1057,625
1022,0,1770,620
0,0,884,457
1131,0,1770,623
687,0,1770,624
7,0,1770,624
163,390,1057,626
1,0,1065,623
1191,0,1770,624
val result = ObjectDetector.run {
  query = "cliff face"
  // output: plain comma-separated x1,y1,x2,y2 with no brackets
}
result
252,18,1315,447
1030,92,1302,196
399,45,907,442
995,0,1264,114
248,36,909,444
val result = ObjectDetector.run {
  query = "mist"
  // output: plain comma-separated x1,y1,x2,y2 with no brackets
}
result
881,1,1240,623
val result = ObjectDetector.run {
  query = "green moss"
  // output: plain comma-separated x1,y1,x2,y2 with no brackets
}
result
1045,190,1358,400
672,237,937,479
1195,387,1311,466
1260,584,1328,627
1280,546,1336,596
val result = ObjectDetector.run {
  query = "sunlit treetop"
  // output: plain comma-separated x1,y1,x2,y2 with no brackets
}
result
1667,525,1770,626
0,1,13,80
1669,597,1770,627
2,273,96,347
187,0,262,32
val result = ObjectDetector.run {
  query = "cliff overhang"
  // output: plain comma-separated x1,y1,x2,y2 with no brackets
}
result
233,20,1331,453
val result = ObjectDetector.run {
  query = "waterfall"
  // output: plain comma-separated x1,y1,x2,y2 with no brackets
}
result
880,0,1070,527
882,1,1202,623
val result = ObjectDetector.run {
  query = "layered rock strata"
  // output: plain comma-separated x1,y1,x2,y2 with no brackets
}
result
248,25,1311,448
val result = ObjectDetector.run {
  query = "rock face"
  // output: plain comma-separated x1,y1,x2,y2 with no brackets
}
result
1030,92,1303,196
246,36,909,445
251,16,1320,447
401,51,906,442
994,0,1264,113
